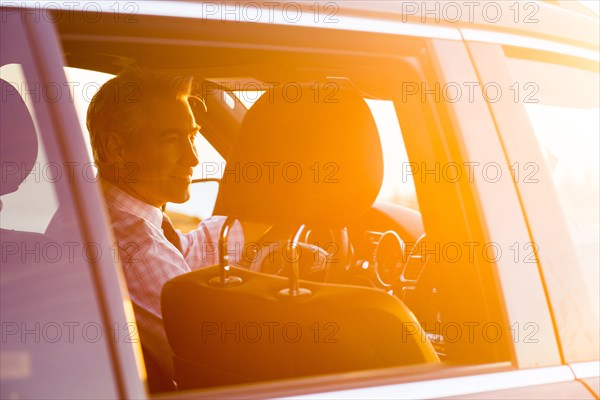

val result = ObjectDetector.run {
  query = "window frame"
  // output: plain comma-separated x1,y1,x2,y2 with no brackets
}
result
2,8,146,398
466,39,600,366
6,3,587,397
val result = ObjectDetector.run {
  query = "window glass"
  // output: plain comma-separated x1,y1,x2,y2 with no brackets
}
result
1,27,118,397
366,99,419,210
233,90,265,109
0,63,58,232
166,90,420,229
506,56,600,320
64,67,113,161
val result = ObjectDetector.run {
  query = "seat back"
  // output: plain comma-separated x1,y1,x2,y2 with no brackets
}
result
0,77,49,247
162,83,438,389
1,78,38,197
162,266,438,389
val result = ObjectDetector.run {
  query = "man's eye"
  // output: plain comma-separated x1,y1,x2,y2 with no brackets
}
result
165,136,179,144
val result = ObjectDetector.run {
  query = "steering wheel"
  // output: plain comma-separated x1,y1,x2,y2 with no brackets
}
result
251,225,352,282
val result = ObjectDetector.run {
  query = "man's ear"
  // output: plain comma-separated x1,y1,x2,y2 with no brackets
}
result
103,131,126,164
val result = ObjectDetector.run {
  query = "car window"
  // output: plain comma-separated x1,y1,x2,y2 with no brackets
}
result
39,6,533,394
367,99,419,210
63,75,427,251
1,18,121,398
164,90,420,229
0,64,58,232
505,56,600,321
63,67,114,162
4,1,599,397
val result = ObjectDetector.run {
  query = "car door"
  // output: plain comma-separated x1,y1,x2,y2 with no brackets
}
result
2,2,597,399
464,20,600,398
0,7,144,399
194,36,591,400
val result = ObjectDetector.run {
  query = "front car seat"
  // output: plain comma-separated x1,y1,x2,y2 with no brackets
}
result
162,83,439,390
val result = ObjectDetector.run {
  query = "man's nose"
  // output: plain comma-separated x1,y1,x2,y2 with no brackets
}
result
183,139,199,167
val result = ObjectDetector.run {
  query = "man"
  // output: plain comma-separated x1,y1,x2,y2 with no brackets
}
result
51,68,243,381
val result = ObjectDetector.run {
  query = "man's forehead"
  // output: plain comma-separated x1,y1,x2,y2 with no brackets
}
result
144,98,198,132
156,124,200,136
145,96,193,113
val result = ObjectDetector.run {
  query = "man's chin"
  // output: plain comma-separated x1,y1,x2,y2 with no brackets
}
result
166,189,191,204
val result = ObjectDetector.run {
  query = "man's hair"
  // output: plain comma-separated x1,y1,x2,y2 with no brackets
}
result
87,67,193,164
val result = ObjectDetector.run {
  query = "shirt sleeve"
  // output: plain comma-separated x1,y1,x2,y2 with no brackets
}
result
179,216,245,269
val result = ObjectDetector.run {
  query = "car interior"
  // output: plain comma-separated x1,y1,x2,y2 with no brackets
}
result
0,9,517,394
161,81,441,390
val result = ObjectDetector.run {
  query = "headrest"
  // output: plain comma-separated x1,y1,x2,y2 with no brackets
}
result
217,83,383,226
1,79,38,196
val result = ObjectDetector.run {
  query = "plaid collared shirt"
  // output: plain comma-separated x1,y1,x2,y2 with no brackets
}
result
101,181,245,380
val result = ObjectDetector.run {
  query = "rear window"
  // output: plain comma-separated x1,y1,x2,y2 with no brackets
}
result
505,56,600,321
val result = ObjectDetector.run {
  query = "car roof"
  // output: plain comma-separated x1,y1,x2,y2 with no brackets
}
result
5,0,599,50
339,0,598,46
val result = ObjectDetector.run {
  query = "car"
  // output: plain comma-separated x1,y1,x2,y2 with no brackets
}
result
0,1,598,399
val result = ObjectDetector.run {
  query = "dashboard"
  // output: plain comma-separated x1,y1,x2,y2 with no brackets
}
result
346,202,427,291
346,202,445,358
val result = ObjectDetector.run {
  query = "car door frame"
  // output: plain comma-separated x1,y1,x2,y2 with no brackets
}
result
8,1,597,398
1,7,146,399
463,31,600,396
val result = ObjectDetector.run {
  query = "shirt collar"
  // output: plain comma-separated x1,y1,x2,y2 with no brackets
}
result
101,180,163,230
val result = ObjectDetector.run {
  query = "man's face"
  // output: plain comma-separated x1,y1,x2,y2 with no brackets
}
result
116,98,200,207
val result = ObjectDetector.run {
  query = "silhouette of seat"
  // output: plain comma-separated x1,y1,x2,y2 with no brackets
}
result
162,83,438,390
0,78,53,256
